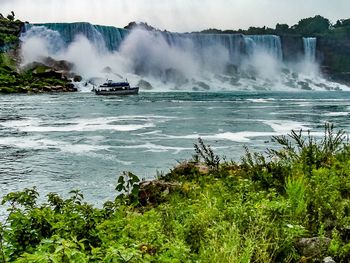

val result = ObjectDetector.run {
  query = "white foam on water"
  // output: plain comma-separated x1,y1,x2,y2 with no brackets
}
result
324,112,349,117
0,136,51,149
18,123,154,132
136,130,163,136
210,131,276,142
0,117,41,129
263,120,310,133
164,132,268,143
0,136,109,154
1,116,162,133
164,121,312,143
114,142,191,154
246,98,275,103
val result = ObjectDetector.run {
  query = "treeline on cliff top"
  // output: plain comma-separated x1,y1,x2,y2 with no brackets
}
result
200,15,350,37
126,15,350,37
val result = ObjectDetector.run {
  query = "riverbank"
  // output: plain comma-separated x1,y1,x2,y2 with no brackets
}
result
1,124,349,262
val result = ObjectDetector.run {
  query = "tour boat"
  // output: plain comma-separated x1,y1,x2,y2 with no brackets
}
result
94,80,139,95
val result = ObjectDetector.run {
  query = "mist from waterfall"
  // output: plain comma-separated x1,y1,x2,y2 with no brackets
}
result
19,23,348,91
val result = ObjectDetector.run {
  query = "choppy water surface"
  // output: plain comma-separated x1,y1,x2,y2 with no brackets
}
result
1,91,350,204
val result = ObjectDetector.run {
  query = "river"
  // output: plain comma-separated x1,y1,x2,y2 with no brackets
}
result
1,91,350,204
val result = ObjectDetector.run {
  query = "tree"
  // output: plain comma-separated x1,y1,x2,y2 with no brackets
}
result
293,15,330,35
334,19,350,28
6,11,15,21
275,23,291,34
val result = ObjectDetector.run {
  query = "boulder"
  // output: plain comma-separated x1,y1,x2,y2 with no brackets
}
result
164,68,188,85
323,257,336,263
296,237,331,258
138,180,180,206
196,81,210,90
137,79,153,90
42,57,74,71
225,64,239,75
65,83,77,91
73,75,83,82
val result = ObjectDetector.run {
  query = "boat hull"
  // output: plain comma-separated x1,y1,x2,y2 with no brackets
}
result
95,87,139,95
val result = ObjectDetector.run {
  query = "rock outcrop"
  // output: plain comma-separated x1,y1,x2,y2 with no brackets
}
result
318,36,350,85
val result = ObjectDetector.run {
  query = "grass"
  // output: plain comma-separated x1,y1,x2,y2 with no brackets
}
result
1,124,350,262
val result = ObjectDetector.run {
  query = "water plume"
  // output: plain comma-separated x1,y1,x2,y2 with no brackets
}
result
19,23,350,91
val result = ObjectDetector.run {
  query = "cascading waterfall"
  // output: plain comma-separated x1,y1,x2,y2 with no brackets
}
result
24,23,128,52
162,32,245,64
20,22,349,91
244,35,283,61
23,22,283,66
303,37,317,63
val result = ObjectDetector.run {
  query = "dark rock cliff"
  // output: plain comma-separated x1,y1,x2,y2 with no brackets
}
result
280,35,304,63
317,36,350,85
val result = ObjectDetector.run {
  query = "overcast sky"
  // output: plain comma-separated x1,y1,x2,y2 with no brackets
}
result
1,0,349,32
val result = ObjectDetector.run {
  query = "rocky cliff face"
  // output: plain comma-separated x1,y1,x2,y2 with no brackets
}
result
280,35,304,63
317,36,350,84
279,32,350,85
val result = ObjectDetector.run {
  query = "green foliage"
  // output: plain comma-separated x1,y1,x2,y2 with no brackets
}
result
1,125,350,262
116,171,140,206
268,123,345,171
285,175,307,220
293,15,330,35
334,19,350,28
275,23,290,34
193,137,220,170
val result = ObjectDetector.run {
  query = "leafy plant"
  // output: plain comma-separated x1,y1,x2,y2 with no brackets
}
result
116,171,140,205
193,137,220,170
268,123,346,170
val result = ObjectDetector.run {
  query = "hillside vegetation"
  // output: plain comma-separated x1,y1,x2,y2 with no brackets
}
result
1,124,350,262
0,15,77,94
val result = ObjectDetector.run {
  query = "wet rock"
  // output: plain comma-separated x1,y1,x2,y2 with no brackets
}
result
164,68,188,85
196,81,210,90
215,74,230,82
296,237,331,258
230,77,240,85
323,257,336,263
225,64,239,75
101,66,112,73
42,57,74,71
73,75,82,82
137,79,153,90
298,81,312,90
65,83,77,91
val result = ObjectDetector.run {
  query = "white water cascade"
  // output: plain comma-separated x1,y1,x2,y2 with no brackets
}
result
20,23,350,91
244,35,283,61
303,37,317,63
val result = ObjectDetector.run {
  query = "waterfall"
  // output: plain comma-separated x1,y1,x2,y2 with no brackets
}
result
25,22,128,52
23,22,285,65
20,22,344,91
244,35,283,61
303,37,317,63
161,32,244,64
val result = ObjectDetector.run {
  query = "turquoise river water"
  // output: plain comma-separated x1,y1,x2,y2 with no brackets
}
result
1,91,350,204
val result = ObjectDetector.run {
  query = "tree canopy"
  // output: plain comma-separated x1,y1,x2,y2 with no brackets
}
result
292,15,330,35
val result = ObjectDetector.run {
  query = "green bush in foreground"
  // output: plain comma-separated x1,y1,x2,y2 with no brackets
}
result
1,123,350,262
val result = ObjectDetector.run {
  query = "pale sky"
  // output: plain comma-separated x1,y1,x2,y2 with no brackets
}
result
1,0,349,32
